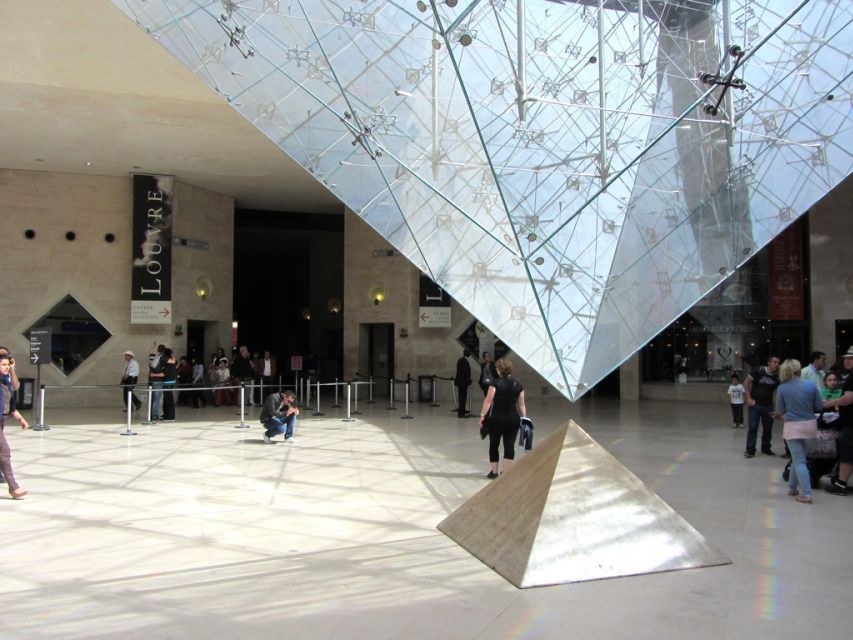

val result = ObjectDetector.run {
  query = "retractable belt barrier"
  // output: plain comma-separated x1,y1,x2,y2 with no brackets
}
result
32,368,461,431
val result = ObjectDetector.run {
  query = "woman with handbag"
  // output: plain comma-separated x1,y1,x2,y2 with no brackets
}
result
478,358,526,480
775,359,824,503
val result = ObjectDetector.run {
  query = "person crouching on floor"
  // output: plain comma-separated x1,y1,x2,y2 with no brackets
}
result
260,390,299,444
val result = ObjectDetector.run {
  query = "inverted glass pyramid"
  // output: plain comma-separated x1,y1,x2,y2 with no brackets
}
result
111,0,852,400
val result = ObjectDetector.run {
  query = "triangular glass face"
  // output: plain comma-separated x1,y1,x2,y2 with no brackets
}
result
111,0,852,399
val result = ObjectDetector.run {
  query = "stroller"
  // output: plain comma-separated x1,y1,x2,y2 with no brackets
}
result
782,412,840,486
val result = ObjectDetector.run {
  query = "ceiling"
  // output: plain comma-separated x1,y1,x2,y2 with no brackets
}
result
0,0,343,213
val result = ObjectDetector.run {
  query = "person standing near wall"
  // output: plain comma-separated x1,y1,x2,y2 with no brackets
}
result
161,347,177,422
479,352,497,397
148,343,166,421
455,349,472,418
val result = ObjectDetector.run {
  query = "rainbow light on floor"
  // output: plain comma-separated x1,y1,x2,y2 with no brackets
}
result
661,452,692,476
755,574,779,620
761,508,779,531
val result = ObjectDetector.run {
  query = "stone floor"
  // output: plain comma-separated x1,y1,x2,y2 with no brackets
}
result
0,395,850,639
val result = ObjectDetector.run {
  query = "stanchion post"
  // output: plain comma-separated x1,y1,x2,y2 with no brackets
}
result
32,385,51,431
235,383,250,428
352,380,362,415
450,378,458,413
367,376,375,403
306,376,313,410
142,384,155,425
121,388,138,436
332,378,341,408
342,383,355,422
430,375,440,407
313,380,325,416
401,375,414,419
386,378,396,410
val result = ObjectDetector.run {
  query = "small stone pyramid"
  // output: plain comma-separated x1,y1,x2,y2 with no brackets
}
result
438,420,730,588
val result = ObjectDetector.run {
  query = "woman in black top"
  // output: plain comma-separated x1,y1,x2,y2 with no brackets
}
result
161,348,178,421
478,358,527,479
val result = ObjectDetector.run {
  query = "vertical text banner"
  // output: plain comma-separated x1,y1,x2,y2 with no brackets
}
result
419,273,451,328
131,174,174,324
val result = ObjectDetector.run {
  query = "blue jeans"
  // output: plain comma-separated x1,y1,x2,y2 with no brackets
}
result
150,380,164,419
264,414,296,439
746,404,773,454
786,438,811,497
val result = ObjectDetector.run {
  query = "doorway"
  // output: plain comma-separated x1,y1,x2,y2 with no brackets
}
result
359,323,394,398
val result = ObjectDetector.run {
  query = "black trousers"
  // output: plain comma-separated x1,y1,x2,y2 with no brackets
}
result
456,384,469,417
122,376,141,410
488,414,520,462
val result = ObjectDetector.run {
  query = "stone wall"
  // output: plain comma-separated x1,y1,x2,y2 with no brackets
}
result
0,168,233,407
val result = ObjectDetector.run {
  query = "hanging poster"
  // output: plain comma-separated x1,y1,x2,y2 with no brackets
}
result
131,174,174,324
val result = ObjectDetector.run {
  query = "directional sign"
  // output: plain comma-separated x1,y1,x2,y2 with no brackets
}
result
418,307,451,328
29,327,52,365
131,301,172,324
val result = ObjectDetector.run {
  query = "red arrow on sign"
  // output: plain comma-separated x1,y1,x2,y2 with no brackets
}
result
159,307,171,318
420,312,428,321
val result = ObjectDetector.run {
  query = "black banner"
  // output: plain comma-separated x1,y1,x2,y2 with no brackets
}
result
419,274,450,307
131,174,174,324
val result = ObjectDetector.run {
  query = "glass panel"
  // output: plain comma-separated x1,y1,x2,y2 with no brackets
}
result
110,0,853,399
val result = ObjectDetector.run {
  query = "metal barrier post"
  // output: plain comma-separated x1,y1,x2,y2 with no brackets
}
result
235,384,250,428
332,378,341,408
352,380,362,415
342,383,355,422
367,376,375,403
313,380,325,416
401,377,414,419
32,385,51,431
294,372,299,402
450,379,458,413
142,384,155,425
430,376,440,407
306,376,313,410
386,379,396,410
121,388,138,436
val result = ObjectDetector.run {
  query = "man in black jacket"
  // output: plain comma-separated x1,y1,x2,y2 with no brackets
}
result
455,349,472,418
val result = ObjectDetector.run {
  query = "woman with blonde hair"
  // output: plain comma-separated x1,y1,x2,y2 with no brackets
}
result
775,358,823,503
478,357,526,479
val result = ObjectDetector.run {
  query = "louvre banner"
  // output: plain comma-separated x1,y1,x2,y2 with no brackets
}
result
131,174,174,324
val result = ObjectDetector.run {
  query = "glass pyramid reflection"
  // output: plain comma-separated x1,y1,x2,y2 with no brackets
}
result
110,0,852,400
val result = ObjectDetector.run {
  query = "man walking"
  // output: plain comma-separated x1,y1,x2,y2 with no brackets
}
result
121,350,142,412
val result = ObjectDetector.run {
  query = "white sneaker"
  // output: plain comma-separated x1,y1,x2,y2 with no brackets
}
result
284,437,296,444
263,434,274,444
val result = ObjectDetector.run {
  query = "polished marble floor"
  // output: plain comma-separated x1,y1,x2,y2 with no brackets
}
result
1,395,850,639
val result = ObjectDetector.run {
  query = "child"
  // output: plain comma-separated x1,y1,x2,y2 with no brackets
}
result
727,373,745,429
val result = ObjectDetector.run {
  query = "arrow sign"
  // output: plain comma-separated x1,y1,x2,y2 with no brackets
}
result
29,326,52,367
159,307,171,318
